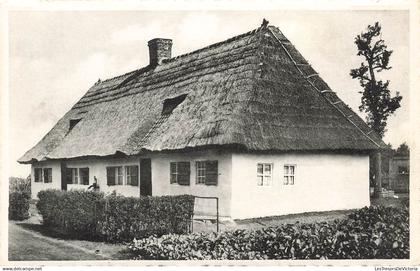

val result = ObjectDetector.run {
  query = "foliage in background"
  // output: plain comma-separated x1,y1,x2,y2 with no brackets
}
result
9,176,31,221
9,192,30,220
394,142,409,157
36,189,194,242
129,205,409,260
9,176,31,195
350,22,402,138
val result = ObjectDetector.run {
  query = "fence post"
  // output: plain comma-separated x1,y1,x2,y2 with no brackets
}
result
216,197,219,233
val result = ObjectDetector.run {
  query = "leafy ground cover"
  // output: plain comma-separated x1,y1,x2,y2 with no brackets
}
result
128,205,409,260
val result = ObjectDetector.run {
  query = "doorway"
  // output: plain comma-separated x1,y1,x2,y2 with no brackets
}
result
140,158,152,196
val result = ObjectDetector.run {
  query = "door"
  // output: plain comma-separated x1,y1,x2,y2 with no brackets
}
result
60,162,68,191
140,158,152,196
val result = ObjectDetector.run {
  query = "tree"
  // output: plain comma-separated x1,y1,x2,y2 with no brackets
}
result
394,142,410,156
350,22,402,138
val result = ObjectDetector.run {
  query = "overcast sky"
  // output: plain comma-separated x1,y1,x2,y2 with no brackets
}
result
9,10,409,177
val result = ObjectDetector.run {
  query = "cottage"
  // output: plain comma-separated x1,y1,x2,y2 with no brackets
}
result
18,22,386,219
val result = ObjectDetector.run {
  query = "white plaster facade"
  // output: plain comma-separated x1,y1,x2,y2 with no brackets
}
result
30,151,370,219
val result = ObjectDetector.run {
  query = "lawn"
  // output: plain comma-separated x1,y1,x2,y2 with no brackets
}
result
9,221,131,261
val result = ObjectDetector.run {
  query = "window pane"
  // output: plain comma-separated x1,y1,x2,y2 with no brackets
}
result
264,164,271,174
257,176,263,186
265,176,271,186
257,164,263,174
290,176,294,185
117,167,123,185
284,166,289,175
290,166,295,175
284,176,289,185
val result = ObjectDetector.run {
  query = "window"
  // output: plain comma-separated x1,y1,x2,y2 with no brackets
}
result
34,168,52,183
34,168,43,183
69,118,81,131
162,94,188,115
67,168,89,185
195,161,218,186
125,166,139,186
398,166,408,175
257,163,272,186
107,166,138,186
43,168,52,183
170,162,190,185
284,165,296,185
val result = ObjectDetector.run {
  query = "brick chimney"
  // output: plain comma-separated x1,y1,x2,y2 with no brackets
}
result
148,38,172,66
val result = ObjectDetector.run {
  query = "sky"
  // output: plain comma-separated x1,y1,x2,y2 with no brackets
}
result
8,10,409,178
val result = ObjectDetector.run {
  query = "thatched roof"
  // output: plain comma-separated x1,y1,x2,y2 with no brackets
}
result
18,24,385,164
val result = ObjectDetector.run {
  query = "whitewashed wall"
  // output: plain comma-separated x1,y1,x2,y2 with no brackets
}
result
230,153,370,219
29,152,233,218
65,157,141,197
31,161,62,199
150,151,232,218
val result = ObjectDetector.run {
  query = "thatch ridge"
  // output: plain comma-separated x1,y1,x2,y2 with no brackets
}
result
18,24,385,164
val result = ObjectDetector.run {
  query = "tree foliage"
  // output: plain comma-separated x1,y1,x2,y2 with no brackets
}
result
350,22,402,138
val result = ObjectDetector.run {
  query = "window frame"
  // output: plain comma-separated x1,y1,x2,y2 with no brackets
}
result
106,165,139,186
67,167,89,185
195,160,218,186
170,162,191,185
257,163,273,186
125,165,139,186
283,164,296,185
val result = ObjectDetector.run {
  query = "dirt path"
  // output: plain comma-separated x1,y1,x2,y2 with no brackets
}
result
8,222,121,261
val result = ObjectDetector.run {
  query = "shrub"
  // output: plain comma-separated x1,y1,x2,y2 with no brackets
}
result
128,205,409,260
36,189,195,241
9,192,30,220
37,189,104,239
97,194,195,242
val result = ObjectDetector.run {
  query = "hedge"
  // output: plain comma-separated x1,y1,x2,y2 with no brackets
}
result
36,189,195,242
128,205,409,260
9,192,30,221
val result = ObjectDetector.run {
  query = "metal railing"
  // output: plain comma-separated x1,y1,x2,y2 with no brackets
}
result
191,196,219,233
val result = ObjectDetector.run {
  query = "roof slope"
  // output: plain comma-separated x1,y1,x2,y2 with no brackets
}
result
18,25,385,164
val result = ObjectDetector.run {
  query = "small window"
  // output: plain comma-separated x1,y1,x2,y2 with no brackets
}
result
257,163,272,186
196,161,218,186
69,118,81,131
162,94,188,115
125,166,139,186
67,168,89,185
170,162,190,185
398,166,408,175
284,165,296,185
107,166,123,186
43,168,52,183
34,168,43,183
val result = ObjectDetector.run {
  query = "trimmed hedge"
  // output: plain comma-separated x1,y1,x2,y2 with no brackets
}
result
36,189,195,242
128,205,409,260
9,192,30,221
97,194,195,241
37,189,104,238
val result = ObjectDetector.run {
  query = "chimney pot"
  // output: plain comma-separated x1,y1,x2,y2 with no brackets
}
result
148,38,172,66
